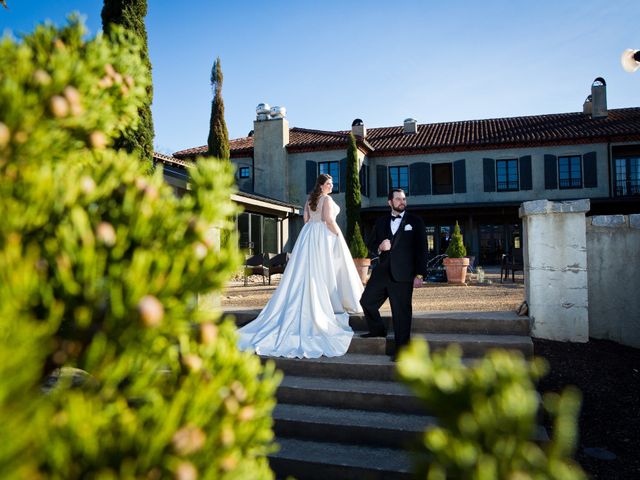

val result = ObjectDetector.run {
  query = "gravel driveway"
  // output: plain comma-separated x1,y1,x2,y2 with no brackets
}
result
222,268,525,312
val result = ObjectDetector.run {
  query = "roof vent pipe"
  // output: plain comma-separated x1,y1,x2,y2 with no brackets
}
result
591,77,607,118
256,103,270,121
351,118,366,138
583,95,592,115
404,118,418,134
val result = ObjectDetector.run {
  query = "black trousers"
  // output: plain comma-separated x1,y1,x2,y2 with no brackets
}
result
360,259,414,350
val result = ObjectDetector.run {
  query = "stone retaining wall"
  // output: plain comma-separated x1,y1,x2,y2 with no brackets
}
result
587,214,640,348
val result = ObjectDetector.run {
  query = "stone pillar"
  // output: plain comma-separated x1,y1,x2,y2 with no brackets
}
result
519,199,590,342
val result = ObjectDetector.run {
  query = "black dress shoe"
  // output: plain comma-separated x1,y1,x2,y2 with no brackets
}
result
359,332,387,338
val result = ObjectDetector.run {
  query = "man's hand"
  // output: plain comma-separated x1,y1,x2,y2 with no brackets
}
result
413,276,424,288
378,239,391,253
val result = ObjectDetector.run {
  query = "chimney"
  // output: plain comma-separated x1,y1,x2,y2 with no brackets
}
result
253,103,290,201
583,95,592,115
403,118,418,134
590,77,607,118
351,118,366,138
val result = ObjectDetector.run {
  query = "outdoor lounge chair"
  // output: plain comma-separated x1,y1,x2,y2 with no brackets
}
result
243,253,268,286
267,252,290,285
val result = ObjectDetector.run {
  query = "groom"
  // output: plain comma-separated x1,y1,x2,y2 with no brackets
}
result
359,188,428,357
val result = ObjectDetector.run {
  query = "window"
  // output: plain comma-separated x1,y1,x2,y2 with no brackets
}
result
237,212,278,255
239,167,250,178
496,159,519,191
614,156,640,196
432,163,453,195
558,156,582,189
388,166,409,191
319,161,339,192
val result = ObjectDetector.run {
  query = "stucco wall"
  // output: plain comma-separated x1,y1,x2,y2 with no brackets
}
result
231,156,254,192
368,144,610,208
587,214,640,348
288,150,348,230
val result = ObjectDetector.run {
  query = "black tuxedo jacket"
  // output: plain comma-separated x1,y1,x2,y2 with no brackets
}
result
366,212,428,282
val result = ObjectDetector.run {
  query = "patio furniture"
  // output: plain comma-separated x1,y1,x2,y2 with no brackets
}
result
501,250,524,282
243,253,268,286
267,252,290,285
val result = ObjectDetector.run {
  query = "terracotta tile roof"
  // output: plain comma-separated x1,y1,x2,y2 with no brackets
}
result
234,191,301,209
173,137,254,159
173,108,640,159
364,108,640,155
153,151,192,167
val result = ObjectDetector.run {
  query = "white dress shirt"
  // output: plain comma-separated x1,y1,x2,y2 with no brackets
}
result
390,212,405,236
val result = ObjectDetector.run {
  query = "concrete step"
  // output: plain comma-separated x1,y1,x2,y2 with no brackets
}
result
277,375,424,414
273,403,434,448
266,353,397,381
347,335,389,355
346,332,532,357
224,308,261,327
349,311,530,336
418,333,533,358
270,437,414,480
226,309,531,337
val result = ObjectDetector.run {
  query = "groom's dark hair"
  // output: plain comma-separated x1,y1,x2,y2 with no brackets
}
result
388,188,405,201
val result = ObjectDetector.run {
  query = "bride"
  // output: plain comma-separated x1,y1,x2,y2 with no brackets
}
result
237,173,364,358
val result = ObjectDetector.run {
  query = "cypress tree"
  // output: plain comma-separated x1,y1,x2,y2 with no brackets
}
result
345,133,367,257
207,57,230,160
101,0,155,162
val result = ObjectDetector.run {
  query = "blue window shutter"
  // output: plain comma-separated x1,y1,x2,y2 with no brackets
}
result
306,161,317,194
519,155,532,190
360,164,370,197
376,165,388,197
409,162,430,195
583,151,597,188
544,154,557,189
339,157,347,192
483,158,495,192
454,159,467,193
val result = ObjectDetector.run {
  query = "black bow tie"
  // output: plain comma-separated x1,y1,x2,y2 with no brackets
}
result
391,215,402,221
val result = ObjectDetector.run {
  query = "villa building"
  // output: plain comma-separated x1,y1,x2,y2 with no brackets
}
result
160,78,640,265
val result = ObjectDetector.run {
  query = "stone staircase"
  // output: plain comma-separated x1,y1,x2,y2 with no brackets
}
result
228,309,533,480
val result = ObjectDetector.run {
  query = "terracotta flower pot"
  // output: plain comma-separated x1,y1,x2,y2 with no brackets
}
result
443,257,470,285
352,258,371,285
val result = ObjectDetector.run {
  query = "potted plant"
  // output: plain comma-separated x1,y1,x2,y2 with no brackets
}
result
349,222,371,284
443,221,470,284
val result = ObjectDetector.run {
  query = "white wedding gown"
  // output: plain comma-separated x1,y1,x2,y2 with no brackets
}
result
237,195,364,358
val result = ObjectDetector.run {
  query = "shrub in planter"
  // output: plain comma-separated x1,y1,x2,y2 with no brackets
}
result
0,18,279,480
348,221,368,259
397,340,586,480
445,221,467,258
444,221,469,284
349,222,370,284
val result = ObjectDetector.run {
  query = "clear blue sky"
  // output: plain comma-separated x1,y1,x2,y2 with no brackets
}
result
2,0,639,154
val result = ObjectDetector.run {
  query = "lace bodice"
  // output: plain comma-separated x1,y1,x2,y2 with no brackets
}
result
308,195,339,223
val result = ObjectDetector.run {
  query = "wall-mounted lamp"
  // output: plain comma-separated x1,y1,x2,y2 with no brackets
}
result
621,49,640,73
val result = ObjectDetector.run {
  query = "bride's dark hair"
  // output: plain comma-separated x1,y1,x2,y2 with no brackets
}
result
308,173,332,211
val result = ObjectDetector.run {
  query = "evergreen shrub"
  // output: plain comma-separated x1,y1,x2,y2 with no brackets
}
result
349,222,369,259
0,17,280,480
446,221,467,258
397,340,586,479
345,132,364,256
